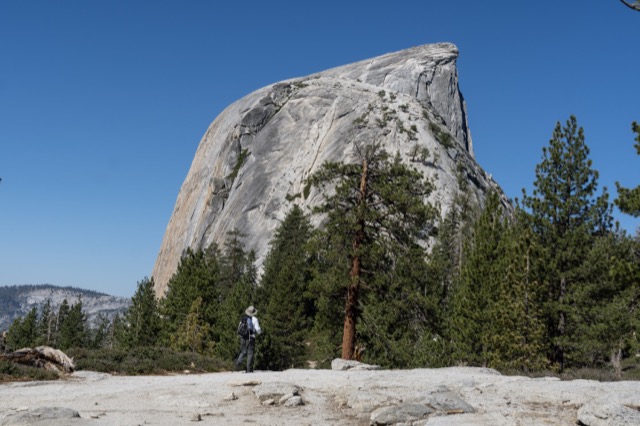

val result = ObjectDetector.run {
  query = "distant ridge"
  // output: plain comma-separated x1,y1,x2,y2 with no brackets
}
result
0,284,130,330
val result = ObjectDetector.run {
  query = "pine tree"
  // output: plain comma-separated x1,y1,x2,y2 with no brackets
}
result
358,242,434,368
307,144,437,360
36,299,55,346
448,191,507,366
522,116,612,370
52,299,70,348
218,230,253,298
171,296,211,354
159,247,221,346
5,307,38,350
88,313,112,349
256,205,314,370
570,228,640,373
122,277,161,348
485,211,547,371
212,231,257,361
5,317,25,351
428,193,474,314
58,300,87,350
416,194,476,367
307,229,351,364
615,122,640,217
108,314,126,350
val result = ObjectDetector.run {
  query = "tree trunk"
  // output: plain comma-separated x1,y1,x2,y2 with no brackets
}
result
341,159,368,360
341,268,360,359
611,346,623,380
556,275,566,371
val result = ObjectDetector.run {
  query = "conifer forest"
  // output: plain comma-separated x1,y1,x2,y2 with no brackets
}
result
4,117,640,378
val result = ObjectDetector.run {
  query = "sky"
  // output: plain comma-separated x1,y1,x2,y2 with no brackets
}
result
1,1,638,298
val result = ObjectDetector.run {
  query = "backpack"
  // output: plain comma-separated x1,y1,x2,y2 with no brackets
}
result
237,314,253,338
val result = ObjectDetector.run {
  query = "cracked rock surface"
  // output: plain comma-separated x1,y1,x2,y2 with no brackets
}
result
2,367,640,425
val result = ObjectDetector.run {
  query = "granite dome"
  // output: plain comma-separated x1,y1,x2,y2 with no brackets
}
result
152,43,504,296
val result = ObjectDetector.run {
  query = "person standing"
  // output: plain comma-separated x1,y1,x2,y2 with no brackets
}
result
235,306,261,372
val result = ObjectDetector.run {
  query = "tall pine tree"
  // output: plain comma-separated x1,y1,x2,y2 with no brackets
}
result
485,209,547,371
5,307,38,350
159,247,222,347
307,144,437,360
522,116,612,370
36,299,55,346
256,205,314,370
213,232,257,361
615,121,640,217
121,277,161,348
58,300,87,350
448,191,507,366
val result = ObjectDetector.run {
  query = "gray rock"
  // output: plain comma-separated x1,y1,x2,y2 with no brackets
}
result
577,392,640,426
223,392,238,401
152,43,507,296
426,392,475,414
331,358,381,371
253,382,301,403
347,392,402,414
0,407,80,425
370,403,434,425
2,368,640,425
283,396,304,407
279,392,296,405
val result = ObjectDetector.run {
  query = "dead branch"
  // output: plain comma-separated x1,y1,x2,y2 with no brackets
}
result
620,0,640,12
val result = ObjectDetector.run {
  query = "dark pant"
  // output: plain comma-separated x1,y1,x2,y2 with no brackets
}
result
235,336,255,372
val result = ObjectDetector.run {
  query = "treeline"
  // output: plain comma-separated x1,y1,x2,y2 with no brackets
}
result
4,299,113,351
4,117,639,377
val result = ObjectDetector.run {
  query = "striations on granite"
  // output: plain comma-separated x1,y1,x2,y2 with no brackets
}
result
152,43,505,296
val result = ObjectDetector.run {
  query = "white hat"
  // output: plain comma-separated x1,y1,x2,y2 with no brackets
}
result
245,306,258,316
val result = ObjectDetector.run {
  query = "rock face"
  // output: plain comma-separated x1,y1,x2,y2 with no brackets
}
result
153,43,504,296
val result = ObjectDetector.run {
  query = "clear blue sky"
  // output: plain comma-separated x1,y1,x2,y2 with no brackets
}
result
1,1,638,297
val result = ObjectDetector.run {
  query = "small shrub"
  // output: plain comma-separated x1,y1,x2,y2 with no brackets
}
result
285,193,301,202
353,111,369,129
303,182,312,200
429,122,454,149
67,347,229,375
0,360,60,382
227,149,249,181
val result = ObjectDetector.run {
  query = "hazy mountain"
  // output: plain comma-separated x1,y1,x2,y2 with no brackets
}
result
0,284,130,331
